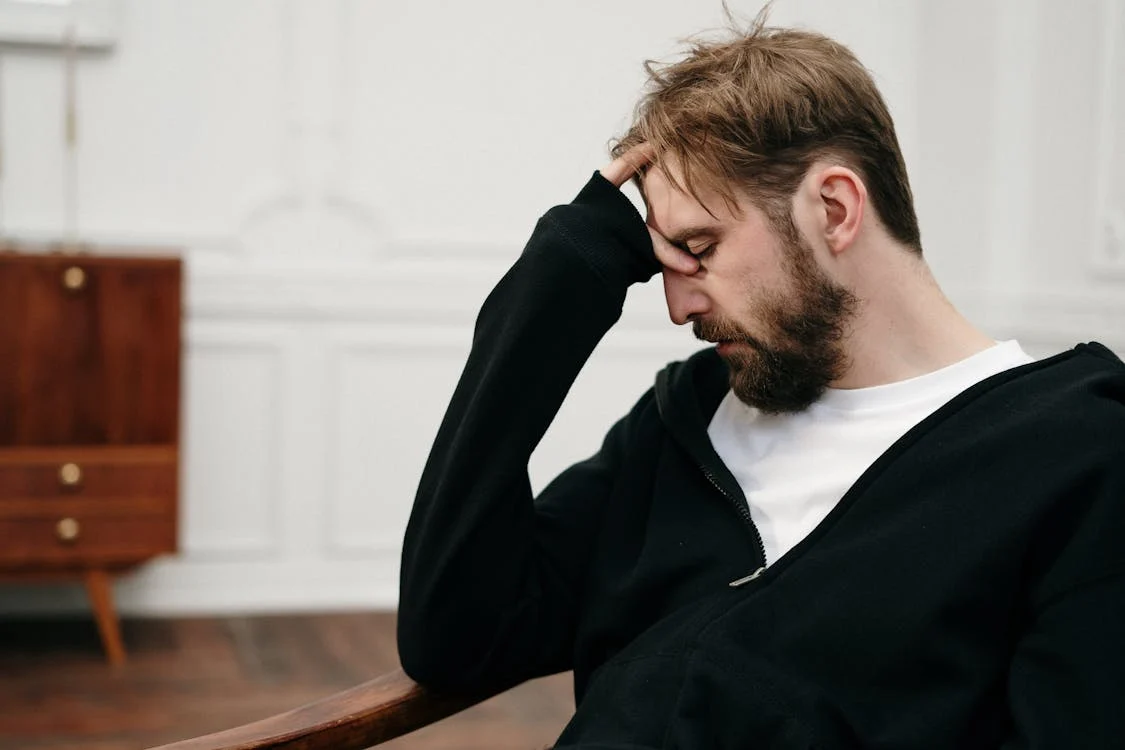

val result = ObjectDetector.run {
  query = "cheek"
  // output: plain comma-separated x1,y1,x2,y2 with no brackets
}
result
708,229,790,313
720,264,793,328
750,249,805,304
724,261,774,311
717,235,787,295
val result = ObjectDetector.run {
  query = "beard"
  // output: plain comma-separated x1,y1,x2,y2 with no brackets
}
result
693,231,858,415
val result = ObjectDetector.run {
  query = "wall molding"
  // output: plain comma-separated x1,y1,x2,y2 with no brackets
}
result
179,332,288,560
186,263,1125,352
0,556,401,616
1092,0,1125,275
322,333,469,557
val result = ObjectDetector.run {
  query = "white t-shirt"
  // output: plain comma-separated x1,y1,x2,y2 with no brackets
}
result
707,341,1034,566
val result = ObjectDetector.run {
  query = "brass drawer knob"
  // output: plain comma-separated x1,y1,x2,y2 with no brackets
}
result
59,462,83,488
56,517,81,543
62,266,87,291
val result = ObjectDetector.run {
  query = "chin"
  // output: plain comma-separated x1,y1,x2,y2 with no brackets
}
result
728,365,830,415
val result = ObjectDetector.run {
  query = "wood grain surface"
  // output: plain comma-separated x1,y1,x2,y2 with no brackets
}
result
0,611,574,750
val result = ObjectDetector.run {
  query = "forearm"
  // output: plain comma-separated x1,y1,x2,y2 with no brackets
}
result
397,173,657,690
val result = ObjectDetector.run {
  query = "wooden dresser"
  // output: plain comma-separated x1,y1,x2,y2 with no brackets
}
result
0,250,182,665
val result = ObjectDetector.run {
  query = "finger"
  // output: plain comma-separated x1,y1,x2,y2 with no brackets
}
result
600,143,655,188
648,226,700,276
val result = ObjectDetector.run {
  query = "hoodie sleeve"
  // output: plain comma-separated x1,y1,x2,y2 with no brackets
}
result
1001,438,1125,749
396,172,660,692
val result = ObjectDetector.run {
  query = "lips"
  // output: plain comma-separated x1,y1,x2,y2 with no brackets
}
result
715,341,738,355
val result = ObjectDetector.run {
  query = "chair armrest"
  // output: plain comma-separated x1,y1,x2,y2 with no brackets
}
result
146,668,495,750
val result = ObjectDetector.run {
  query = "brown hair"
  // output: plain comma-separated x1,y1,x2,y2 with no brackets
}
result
613,7,922,253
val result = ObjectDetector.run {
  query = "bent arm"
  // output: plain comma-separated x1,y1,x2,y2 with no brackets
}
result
1002,572,1125,748
1002,456,1125,748
397,173,659,692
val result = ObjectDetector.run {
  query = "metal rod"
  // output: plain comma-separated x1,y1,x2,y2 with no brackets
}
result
64,20,78,250
0,51,6,248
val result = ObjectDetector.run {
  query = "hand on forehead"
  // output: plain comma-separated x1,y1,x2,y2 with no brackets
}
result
641,158,732,248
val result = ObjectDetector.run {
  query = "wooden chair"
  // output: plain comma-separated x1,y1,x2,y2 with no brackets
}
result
147,668,502,749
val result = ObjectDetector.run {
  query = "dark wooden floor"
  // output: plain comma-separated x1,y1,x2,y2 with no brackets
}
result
0,612,574,750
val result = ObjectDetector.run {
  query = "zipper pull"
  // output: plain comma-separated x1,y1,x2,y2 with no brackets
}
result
729,566,766,588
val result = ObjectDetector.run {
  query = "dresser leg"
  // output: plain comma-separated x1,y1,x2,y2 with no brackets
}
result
84,569,126,666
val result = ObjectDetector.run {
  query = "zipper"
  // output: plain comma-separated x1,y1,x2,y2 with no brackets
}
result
654,364,771,589
697,462,768,580
729,566,765,588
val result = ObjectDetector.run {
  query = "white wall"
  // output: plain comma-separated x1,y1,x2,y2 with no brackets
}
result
1,0,1122,615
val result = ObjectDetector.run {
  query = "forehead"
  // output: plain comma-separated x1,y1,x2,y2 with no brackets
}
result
640,161,743,238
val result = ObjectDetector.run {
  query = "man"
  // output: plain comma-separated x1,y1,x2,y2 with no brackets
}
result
397,16,1125,749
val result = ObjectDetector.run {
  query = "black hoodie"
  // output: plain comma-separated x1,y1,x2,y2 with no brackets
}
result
397,173,1125,748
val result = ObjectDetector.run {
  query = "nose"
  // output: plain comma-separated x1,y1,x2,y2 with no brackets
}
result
662,267,711,325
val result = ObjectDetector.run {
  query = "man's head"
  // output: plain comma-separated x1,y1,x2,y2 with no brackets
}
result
644,161,858,414
617,15,920,413
615,15,920,252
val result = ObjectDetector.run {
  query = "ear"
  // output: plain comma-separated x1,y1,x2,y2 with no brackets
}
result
814,166,866,255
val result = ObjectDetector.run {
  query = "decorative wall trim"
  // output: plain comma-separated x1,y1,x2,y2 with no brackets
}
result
234,0,387,261
179,331,287,560
321,332,468,557
0,556,402,616
1092,0,1125,275
0,0,121,48
186,262,1125,350
984,0,1039,291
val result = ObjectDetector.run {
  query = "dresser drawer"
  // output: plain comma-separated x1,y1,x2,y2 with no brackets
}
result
0,447,176,500
0,512,175,567
0,496,172,519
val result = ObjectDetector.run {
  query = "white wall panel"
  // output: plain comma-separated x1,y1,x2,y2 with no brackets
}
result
3,0,288,239
325,333,468,556
913,0,1002,289
1023,1,1105,291
0,1,1121,616
1093,0,1125,275
981,0,1039,297
181,331,284,558
530,328,702,495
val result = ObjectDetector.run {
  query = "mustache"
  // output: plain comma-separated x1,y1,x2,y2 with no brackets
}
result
692,319,766,352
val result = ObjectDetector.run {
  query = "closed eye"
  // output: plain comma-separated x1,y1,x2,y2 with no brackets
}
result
689,243,716,261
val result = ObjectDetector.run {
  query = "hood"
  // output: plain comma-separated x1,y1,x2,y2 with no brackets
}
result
651,340,1125,500
654,346,744,500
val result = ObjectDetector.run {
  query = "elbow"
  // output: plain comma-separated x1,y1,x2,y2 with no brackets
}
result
396,605,529,693
396,619,447,688
396,609,485,691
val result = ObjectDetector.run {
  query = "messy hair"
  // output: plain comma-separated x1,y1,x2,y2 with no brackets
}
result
613,5,922,253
